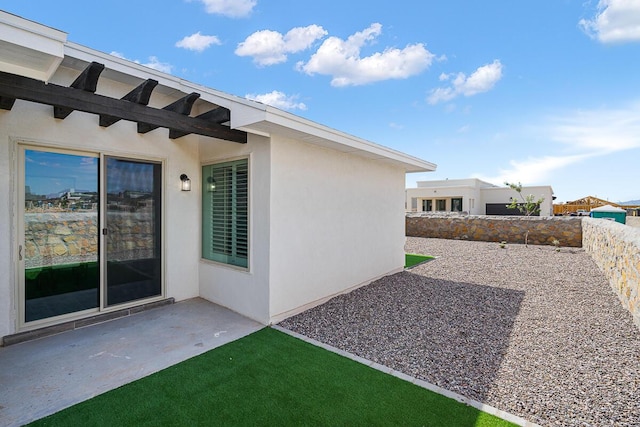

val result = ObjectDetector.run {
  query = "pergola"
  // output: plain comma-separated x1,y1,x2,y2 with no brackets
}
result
0,61,247,143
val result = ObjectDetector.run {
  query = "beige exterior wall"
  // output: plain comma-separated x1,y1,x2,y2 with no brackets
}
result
197,134,272,324
268,136,406,322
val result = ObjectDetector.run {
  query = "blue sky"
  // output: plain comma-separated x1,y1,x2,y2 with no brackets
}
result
25,150,97,196
5,0,640,202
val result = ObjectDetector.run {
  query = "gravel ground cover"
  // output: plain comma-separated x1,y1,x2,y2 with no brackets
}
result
279,237,640,426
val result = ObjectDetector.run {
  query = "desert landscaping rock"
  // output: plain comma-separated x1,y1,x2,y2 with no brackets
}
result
279,237,640,426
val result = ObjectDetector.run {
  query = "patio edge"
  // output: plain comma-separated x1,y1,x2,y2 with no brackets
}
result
2,298,175,346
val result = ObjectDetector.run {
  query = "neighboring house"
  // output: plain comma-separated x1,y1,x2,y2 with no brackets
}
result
406,178,554,217
0,12,436,341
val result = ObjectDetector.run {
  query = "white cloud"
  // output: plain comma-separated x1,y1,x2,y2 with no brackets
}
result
141,57,173,73
235,25,327,66
297,23,434,86
195,0,256,18
476,102,640,185
550,103,640,151
579,0,640,43
110,52,173,74
176,32,221,52
428,60,503,104
245,90,307,110
473,153,594,186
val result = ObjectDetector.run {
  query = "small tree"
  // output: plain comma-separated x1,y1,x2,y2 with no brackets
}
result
505,182,545,247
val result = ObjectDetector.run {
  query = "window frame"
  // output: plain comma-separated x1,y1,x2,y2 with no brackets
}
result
201,158,249,269
451,197,463,212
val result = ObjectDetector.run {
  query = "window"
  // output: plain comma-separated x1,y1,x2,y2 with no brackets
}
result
202,159,248,268
436,199,446,211
451,198,463,212
422,199,432,212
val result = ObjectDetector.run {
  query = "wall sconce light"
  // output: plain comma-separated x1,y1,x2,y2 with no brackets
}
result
206,176,216,192
180,174,191,191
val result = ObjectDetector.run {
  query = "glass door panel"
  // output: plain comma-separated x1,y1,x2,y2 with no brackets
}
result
23,149,99,322
105,157,162,306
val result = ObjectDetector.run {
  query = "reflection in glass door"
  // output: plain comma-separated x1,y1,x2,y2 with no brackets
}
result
105,157,162,306
23,149,99,322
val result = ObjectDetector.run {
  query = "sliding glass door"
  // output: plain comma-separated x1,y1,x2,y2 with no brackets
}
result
20,147,162,326
23,149,100,322
105,157,162,306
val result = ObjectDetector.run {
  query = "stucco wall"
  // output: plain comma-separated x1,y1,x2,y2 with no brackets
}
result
0,65,202,336
197,133,271,325
481,186,554,217
407,183,553,216
582,218,640,329
406,215,583,247
268,136,406,322
406,186,482,215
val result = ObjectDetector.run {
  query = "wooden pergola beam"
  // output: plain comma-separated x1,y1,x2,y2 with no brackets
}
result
0,71,247,143
100,78,158,127
54,62,105,119
138,92,200,134
169,106,230,139
0,96,15,110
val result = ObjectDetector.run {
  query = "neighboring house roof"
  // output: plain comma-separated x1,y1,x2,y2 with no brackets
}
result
0,11,436,173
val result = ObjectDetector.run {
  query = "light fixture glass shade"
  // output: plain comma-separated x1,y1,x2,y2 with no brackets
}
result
180,174,191,191
207,176,216,192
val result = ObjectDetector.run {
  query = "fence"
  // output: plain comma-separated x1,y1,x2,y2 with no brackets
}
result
405,214,582,247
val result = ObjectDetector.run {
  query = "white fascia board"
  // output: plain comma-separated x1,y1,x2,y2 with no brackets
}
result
258,106,437,173
0,11,66,81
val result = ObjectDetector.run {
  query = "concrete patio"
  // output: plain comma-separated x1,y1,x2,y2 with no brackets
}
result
0,298,263,427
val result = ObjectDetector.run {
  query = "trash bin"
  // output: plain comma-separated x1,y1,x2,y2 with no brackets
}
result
590,204,626,224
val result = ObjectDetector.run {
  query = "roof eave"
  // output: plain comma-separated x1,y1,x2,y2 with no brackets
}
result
234,105,437,173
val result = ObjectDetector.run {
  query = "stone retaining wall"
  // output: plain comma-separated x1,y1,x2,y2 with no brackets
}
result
582,218,640,329
406,214,583,247
627,217,640,228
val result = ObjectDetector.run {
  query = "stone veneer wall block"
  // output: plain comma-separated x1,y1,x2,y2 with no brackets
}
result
582,218,640,329
406,215,583,247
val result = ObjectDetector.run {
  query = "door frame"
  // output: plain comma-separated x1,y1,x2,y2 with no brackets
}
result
15,141,166,332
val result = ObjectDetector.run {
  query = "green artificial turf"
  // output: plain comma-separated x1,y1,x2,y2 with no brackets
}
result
405,253,434,268
30,328,514,427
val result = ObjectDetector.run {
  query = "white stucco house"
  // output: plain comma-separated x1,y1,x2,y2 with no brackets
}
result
0,12,436,343
406,178,554,216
